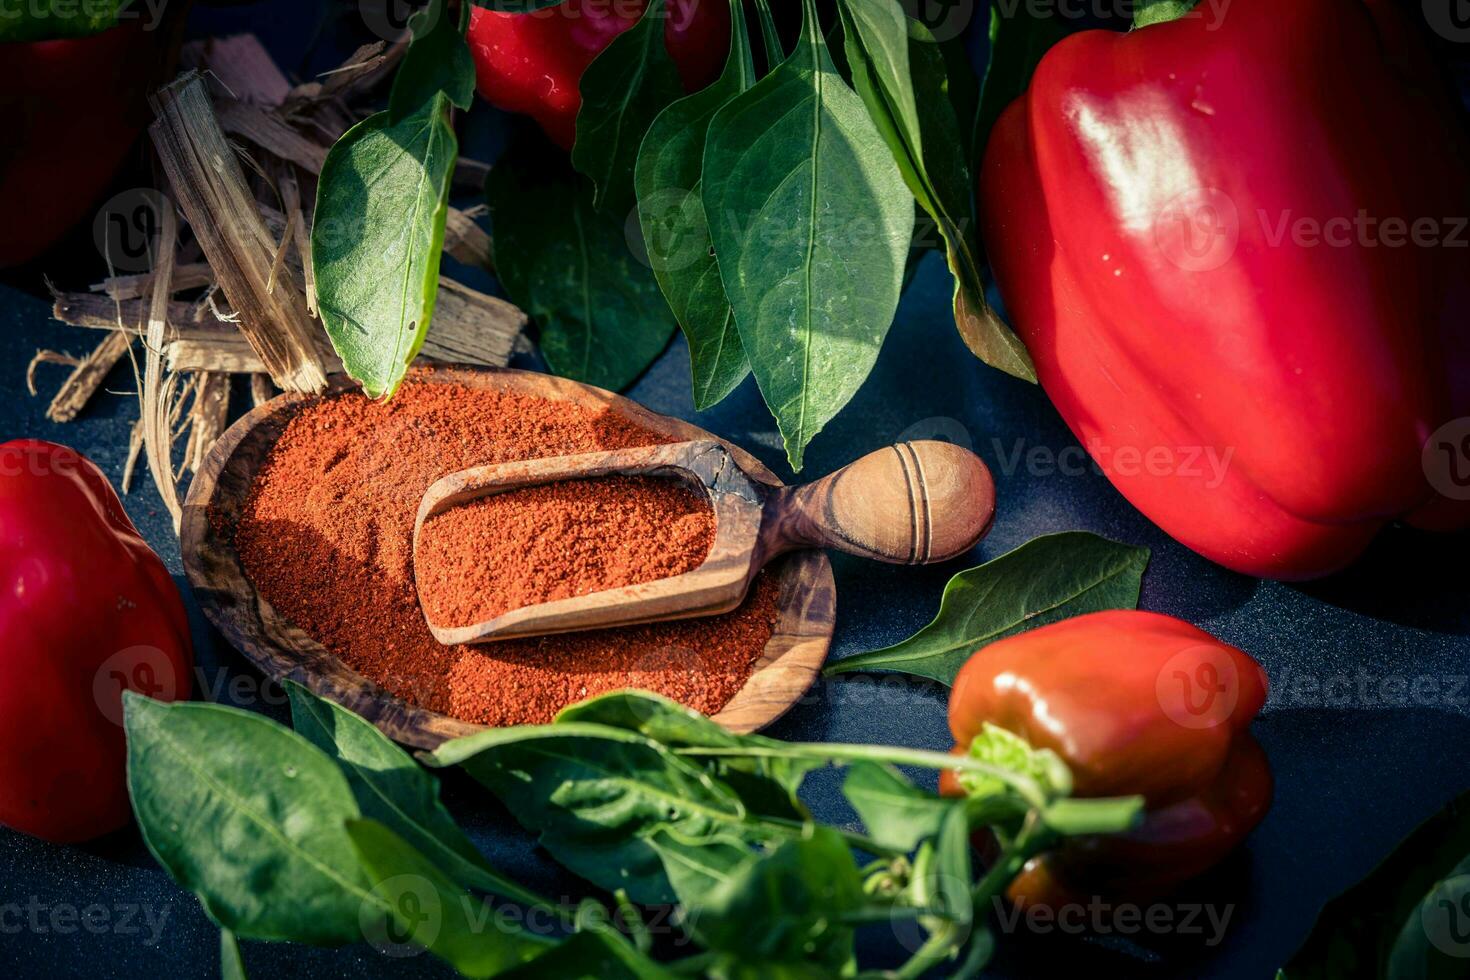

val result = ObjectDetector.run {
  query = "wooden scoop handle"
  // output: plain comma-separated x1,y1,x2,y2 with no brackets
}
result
762,441,996,564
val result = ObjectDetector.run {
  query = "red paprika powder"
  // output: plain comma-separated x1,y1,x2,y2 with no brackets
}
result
415,475,716,629
233,376,778,726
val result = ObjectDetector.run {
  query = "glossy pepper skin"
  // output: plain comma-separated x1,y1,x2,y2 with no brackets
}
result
940,611,1271,908
979,0,1470,580
468,0,730,150
0,441,192,842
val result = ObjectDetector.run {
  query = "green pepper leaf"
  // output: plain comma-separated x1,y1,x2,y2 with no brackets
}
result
703,0,914,470
285,682,545,909
840,0,1035,382
825,531,1150,684
557,691,814,821
388,0,475,124
572,0,685,213
0,0,127,42
344,819,553,977
123,694,381,945
634,0,755,409
428,721,773,903
313,95,456,399
679,827,863,975
841,761,956,852
1279,790,1470,979
219,929,247,980
490,143,677,391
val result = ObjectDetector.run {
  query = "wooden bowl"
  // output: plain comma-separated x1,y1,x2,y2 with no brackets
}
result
180,366,835,749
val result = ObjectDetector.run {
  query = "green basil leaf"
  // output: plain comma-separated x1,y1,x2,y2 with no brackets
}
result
123,694,380,945
313,95,456,399
680,827,863,974
0,0,126,42
220,929,247,980
645,826,756,906
927,804,974,927
344,819,553,977
489,145,677,391
840,0,1034,382
1279,790,1470,979
841,761,955,852
557,691,814,821
285,682,545,909
974,2,1070,160
634,0,754,409
495,929,679,980
429,721,770,903
703,0,914,470
389,0,475,123
572,0,685,213
825,531,1150,684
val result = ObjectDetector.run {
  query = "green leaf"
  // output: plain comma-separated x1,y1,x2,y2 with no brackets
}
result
0,0,125,42
974,3,1069,161
313,96,456,399
557,691,814,821
490,145,677,391
220,929,246,980
123,694,380,945
428,721,773,903
753,0,785,68
841,762,956,852
344,819,552,978
572,0,685,213
1279,790,1470,979
285,682,546,909
1134,0,1202,29
634,0,754,409
825,531,1150,684
389,0,475,123
646,826,756,906
680,827,863,975
839,0,1034,382
495,929,678,980
703,0,914,470
925,804,974,927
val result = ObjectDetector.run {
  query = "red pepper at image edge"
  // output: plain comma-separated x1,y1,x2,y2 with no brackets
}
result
468,0,731,150
980,0,1470,580
0,441,192,842
941,611,1272,909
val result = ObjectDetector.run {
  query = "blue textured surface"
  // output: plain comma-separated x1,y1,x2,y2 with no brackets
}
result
3,3,1470,978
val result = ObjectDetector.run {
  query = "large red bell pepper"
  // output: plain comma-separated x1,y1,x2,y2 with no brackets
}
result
468,0,731,150
940,610,1272,908
980,0,1470,579
0,441,193,842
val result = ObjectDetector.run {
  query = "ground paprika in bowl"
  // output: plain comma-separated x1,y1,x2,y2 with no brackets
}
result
940,610,1271,910
189,366,833,744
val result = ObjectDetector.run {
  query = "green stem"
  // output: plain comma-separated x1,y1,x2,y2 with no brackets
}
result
674,742,1050,810
888,921,966,980
1133,0,1200,29
759,814,907,858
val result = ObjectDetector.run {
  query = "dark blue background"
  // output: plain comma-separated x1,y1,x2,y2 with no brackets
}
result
3,1,1469,977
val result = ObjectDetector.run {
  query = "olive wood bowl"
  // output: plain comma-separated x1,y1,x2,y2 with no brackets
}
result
180,366,835,749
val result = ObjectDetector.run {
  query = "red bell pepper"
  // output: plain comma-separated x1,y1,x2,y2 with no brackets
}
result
941,610,1272,908
979,0,1470,579
0,441,193,842
467,0,730,150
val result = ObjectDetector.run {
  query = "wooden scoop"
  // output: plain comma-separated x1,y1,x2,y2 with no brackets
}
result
413,439,995,645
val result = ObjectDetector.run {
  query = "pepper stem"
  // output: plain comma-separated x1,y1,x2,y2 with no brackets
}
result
1132,0,1200,29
